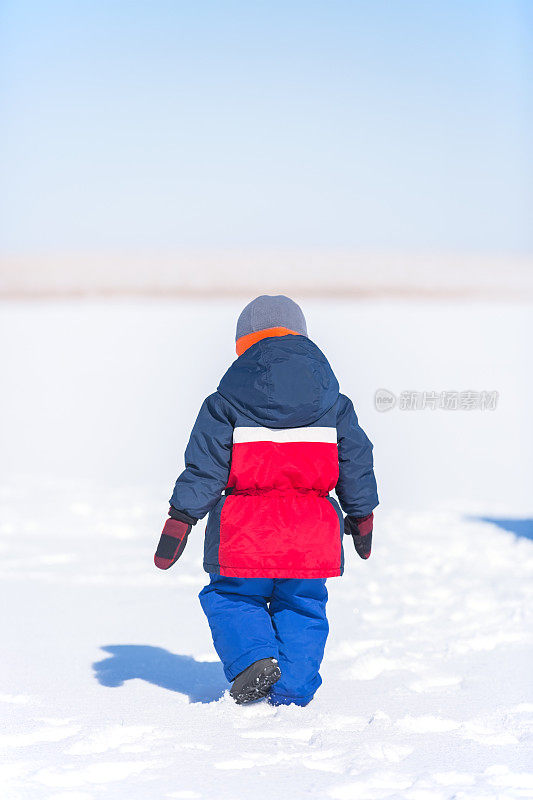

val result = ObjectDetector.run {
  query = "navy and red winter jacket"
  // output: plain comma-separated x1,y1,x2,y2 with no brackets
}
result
170,334,378,579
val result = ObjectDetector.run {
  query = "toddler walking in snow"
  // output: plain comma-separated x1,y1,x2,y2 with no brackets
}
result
154,295,378,706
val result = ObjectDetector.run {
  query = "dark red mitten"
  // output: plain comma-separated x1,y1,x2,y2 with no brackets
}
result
344,513,373,560
154,508,196,570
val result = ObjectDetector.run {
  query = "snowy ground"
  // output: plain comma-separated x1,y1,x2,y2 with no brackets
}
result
1,299,532,799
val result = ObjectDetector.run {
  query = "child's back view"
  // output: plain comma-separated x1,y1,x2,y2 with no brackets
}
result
155,296,378,706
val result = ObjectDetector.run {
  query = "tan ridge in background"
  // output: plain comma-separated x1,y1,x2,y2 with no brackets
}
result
1,250,532,300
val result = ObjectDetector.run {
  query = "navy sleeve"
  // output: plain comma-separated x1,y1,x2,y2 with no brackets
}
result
335,394,379,518
170,392,234,520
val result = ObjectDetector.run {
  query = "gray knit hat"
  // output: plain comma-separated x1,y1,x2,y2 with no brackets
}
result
236,295,308,344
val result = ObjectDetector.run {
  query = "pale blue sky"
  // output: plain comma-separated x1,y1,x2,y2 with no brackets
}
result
1,0,531,254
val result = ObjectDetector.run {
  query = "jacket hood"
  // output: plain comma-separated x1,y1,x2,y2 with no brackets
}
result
217,335,339,428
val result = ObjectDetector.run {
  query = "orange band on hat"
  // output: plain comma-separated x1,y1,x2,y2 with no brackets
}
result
236,327,299,356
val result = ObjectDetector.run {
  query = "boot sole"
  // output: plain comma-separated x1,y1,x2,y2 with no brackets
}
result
230,664,282,705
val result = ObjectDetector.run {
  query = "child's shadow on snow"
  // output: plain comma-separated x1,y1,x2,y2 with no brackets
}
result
93,645,227,704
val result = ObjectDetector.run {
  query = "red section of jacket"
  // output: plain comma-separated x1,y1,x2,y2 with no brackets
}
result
218,439,342,578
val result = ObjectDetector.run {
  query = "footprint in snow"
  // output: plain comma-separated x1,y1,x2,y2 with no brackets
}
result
65,725,155,755
364,742,414,763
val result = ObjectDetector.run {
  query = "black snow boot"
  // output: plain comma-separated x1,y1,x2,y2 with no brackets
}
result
229,658,281,705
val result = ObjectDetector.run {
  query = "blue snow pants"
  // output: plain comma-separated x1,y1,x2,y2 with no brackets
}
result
199,575,328,706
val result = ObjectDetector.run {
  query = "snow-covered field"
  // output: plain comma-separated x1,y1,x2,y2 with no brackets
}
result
1,299,532,799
